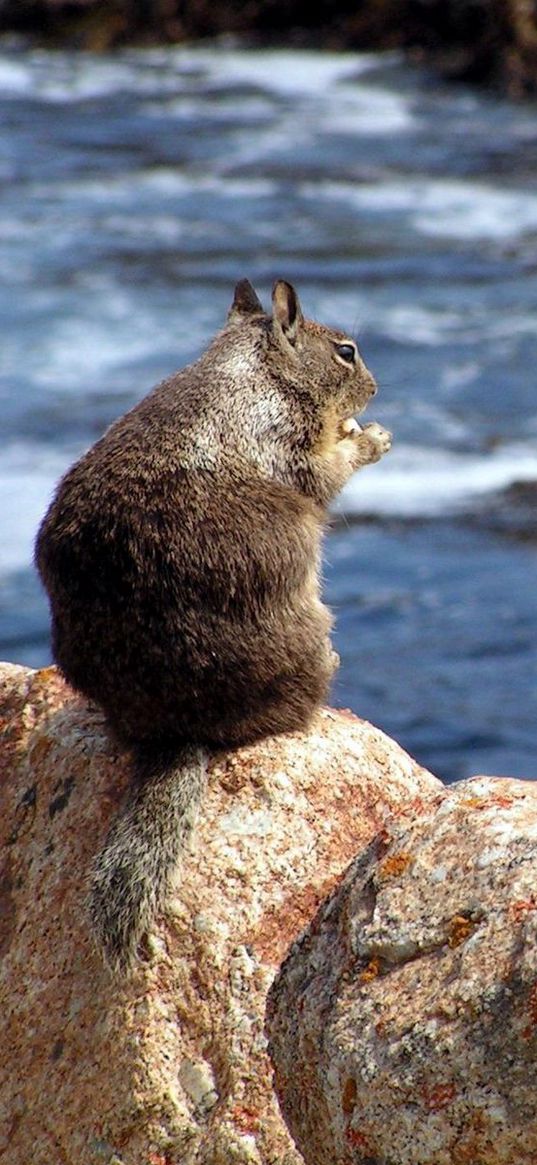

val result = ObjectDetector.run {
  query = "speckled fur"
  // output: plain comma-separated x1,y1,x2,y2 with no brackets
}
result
35,279,391,970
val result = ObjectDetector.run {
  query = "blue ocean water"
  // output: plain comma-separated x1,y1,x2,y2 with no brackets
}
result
1,44,537,781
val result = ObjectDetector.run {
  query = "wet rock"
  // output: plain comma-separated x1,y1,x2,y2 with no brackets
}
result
470,478,537,544
267,775,537,1165
0,661,438,1165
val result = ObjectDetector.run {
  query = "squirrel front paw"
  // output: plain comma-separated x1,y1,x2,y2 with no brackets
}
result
351,421,392,467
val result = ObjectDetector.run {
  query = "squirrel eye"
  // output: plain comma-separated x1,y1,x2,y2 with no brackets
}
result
335,342,357,365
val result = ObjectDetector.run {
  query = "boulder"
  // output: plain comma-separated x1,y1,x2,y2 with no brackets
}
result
0,661,439,1165
267,775,537,1165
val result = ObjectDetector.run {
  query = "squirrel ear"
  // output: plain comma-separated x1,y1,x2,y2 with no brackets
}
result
228,279,264,319
272,280,304,346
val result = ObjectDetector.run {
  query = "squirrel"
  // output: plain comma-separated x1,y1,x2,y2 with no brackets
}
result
35,278,391,972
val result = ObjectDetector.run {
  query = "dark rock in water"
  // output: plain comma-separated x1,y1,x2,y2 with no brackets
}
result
503,480,537,505
2,0,537,95
471,479,537,542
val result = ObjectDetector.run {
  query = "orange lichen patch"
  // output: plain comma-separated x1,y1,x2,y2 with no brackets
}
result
33,666,58,685
462,791,516,811
511,896,537,921
421,1082,457,1112
230,1104,260,1135
359,958,381,984
346,1125,374,1153
342,1077,357,1115
447,914,475,948
378,851,413,879
148,1155,175,1165
27,665,72,706
461,796,488,809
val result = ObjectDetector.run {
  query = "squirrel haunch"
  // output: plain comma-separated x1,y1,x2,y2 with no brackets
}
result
35,279,391,971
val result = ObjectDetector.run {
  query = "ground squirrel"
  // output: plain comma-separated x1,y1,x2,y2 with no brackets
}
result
35,279,391,971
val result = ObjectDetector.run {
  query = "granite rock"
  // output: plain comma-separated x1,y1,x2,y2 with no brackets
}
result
267,775,537,1165
0,661,439,1165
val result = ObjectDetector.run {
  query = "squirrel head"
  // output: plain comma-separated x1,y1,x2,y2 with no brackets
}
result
168,277,384,502
226,278,376,436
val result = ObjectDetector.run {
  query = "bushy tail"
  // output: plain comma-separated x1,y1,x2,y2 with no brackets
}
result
89,745,207,972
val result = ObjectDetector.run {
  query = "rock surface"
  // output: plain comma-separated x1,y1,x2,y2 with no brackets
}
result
0,661,439,1165
267,775,537,1165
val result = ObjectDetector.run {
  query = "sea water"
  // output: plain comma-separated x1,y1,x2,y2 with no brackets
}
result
1,44,537,781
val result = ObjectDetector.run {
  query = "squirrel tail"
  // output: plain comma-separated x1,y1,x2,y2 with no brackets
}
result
89,744,207,972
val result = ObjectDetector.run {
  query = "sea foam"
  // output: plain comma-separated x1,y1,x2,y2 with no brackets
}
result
339,442,537,517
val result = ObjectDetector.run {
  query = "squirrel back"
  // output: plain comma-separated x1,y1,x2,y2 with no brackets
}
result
35,279,391,970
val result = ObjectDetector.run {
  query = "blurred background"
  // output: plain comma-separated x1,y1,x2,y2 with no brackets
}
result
1,2,537,783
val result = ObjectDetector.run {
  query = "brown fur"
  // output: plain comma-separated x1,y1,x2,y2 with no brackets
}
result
35,279,391,970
